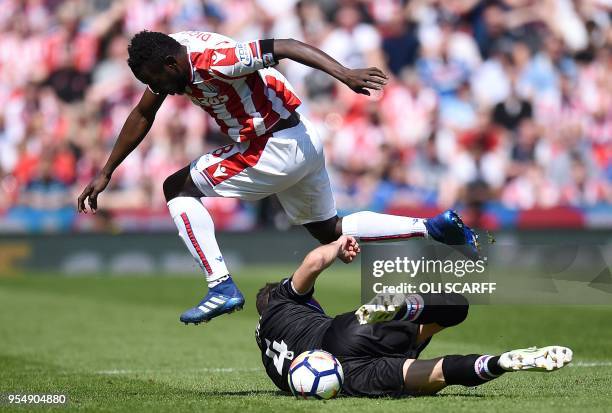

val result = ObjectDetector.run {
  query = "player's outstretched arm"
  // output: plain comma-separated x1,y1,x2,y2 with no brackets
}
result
273,39,388,96
292,236,360,294
77,89,165,213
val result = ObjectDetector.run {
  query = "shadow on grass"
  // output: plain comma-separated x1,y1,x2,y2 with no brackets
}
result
193,389,291,397
191,390,487,400
429,393,486,398
339,392,487,400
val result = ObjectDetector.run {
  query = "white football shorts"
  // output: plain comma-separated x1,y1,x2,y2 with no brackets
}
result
189,116,337,225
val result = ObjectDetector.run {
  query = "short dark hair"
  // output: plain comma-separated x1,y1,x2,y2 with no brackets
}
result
256,282,279,315
127,30,182,76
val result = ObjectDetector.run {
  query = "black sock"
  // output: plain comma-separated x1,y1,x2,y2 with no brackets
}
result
393,293,469,327
442,354,506,387
487,356,506,376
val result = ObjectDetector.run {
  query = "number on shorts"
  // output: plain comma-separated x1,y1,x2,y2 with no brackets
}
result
211,144,235,157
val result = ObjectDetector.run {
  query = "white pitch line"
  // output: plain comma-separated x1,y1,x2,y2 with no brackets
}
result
569,361,612,367
95,362,612,375
96,367,260,375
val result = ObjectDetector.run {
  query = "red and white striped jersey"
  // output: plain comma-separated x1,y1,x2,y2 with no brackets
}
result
169,31,302,142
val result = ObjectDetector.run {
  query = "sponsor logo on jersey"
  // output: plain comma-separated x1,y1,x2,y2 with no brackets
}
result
198,82,219,97
190,95,229,107
235,43,253,66
185,31,212,42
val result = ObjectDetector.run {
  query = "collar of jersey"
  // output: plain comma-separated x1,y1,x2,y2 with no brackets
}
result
185,44,204,85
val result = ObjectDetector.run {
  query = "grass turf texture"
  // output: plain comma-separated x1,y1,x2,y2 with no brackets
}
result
1,266,611,412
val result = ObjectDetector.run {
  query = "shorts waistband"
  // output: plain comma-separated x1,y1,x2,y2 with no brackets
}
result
269,111,300,134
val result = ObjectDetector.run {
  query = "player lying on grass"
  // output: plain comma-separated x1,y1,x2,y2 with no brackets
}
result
255,236,573,397
77,30,480,325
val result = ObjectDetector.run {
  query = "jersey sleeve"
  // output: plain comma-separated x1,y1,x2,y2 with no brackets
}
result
202,39,277,80
271,278,314,303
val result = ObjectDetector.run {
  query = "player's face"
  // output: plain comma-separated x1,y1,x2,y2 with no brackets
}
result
140,63,188,96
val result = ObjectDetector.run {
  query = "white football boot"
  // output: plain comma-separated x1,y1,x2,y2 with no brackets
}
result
355,303,398,325
499,346,573,372
355,294,406,325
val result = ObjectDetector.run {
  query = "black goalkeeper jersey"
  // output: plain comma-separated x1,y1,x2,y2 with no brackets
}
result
255,278,333,391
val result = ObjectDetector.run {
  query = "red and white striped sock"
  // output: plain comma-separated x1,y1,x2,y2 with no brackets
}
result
167,197,229,287
341,211,428,242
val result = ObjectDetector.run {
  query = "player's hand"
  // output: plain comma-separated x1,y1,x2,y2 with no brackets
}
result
336,235,361,264
77,172,111,214
339,67,388,96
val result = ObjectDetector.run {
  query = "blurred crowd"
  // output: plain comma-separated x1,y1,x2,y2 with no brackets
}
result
0,0,610,232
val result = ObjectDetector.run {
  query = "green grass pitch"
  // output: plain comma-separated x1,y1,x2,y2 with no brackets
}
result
1,265,612,412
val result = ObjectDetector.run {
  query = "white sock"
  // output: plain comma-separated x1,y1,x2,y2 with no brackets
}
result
167,197,229,286
342,211,428,241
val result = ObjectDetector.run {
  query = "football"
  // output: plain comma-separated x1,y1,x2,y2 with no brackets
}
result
287,350,344,400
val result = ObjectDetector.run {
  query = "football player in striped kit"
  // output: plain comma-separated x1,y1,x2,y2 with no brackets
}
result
77,31,480,324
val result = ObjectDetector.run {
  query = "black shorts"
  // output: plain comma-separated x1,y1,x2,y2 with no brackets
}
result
321,312,431,397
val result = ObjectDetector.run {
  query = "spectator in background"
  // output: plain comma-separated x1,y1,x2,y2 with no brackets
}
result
437,82,478,161
377,2,419,75
380,68,437,147
451,111,506,198
502,164,561,209
321,3,385,70
561,154,610,206
417,28,470,98
492,68,533,132
8,153,75,232
519,35,577,104
508,118,539,179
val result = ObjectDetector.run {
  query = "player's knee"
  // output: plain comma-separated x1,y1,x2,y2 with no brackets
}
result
436,294,469,327
303,216,341,244
163,166,196,202
163,174,180,202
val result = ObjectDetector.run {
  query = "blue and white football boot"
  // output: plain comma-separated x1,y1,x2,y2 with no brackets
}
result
424,209,481,260
180,276,245,325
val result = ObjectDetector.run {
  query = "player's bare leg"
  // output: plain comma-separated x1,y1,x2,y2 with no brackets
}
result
403,358,446,395
164,166,244,325
416,323,446,345
304,209,481,260
402,346,573,396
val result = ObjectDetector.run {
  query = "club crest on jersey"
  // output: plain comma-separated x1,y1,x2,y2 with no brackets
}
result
211,51,226,65
235,43,253,66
